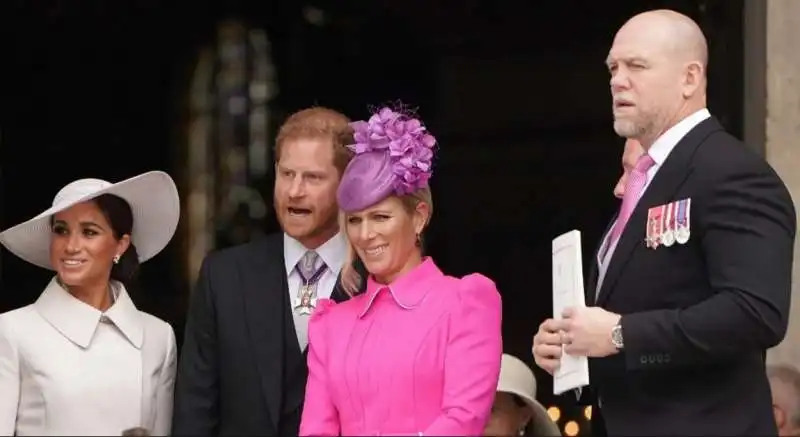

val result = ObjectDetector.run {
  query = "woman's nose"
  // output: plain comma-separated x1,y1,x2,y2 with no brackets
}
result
359,222,376,241
65,234,82,253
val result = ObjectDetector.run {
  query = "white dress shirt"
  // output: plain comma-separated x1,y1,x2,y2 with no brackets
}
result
283,232,346,349
596,108,712,293
0,278,177,436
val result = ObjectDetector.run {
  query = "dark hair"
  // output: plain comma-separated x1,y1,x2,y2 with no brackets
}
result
92,194,140,286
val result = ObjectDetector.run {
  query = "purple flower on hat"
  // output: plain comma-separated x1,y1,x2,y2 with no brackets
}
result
347,107,437,195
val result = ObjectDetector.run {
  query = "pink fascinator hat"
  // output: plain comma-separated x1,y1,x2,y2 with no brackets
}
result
337,107,437,213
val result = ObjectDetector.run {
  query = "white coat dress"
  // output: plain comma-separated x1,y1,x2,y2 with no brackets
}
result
0,278,176,436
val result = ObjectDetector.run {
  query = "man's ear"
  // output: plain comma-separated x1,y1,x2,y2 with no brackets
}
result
682,61,704,99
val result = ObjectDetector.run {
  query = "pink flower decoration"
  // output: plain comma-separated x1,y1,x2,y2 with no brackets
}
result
348,107,437,195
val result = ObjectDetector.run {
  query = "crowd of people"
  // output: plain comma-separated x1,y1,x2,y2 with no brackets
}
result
0,8,796,437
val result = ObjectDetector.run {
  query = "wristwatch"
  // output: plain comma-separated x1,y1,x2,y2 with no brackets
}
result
611,323,624,349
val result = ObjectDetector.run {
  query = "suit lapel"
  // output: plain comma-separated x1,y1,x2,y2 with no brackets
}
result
330,270,350,303
586,214,617,306
596,117,723,306
242,234,286,430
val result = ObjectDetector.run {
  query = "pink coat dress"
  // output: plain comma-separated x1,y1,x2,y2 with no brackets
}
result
299,257,503,436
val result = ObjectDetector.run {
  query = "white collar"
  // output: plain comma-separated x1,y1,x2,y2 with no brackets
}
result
34,277,143,349
648,108,711,166
283,232,347,276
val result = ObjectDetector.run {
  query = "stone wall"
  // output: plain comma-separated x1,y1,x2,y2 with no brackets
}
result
747,0,800,366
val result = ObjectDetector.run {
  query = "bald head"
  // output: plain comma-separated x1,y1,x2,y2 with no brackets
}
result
620,9,708,69
607,9,708,147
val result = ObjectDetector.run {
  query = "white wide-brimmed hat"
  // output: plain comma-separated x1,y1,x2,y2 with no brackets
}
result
499,354,562,436
0,171,180,270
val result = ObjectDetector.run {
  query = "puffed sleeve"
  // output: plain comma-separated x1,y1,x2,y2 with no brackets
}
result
153,323,177,436
299,299,340,436
0,315,20,436
423,274,503,436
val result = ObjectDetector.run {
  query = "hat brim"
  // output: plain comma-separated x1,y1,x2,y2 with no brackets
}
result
500,389,563,436
0,171,180,270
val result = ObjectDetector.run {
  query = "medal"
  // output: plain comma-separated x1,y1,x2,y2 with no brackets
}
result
645,204,666,249
661,202,676,247
292,251,329,316
293,257,328,316
645,217,657,248
675,226,690,245
675,198,691,244
294,284,319,315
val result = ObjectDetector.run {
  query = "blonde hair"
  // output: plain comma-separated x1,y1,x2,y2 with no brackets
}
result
339,187,433,295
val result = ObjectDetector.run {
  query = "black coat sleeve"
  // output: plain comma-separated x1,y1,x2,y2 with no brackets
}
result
172,256,220,435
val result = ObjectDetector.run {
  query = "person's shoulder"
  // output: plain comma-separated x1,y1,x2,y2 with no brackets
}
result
201,233,283,268
0,304,37,332
138,311,174,334
445,272,502,306
694,128,791,202
0,305,41,350
310,295,362,325
137,311,177,350
306,298,358,344
696,129,774,177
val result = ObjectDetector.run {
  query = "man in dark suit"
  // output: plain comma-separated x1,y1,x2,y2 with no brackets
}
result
172,107,363,435
532,9,796,436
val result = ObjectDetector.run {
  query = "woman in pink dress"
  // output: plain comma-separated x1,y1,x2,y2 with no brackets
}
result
299,107,503,436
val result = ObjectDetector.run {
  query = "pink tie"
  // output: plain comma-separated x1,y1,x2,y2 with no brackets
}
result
610,154,656,245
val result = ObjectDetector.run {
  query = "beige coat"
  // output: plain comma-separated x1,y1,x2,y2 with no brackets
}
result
0,278,176,436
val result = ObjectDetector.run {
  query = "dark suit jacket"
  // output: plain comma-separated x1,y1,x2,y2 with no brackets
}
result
172,233,364,436
584,117,796,436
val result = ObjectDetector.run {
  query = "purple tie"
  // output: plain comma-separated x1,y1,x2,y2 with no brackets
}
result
610,153,656,246
296,251,327,285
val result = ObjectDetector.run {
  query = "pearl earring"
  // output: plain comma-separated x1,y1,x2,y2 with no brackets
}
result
113,254,121,264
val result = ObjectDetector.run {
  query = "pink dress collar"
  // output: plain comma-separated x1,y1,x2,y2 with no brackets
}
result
358,257,443,318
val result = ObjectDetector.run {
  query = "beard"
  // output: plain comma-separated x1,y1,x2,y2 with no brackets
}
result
613,113,652,139
614,119,639,137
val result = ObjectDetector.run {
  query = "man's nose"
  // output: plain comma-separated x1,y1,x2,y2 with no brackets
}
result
288,177,305,198
610,70,629,93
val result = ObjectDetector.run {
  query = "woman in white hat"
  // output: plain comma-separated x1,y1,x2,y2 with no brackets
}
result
0,171,181,436
484,354,563,436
